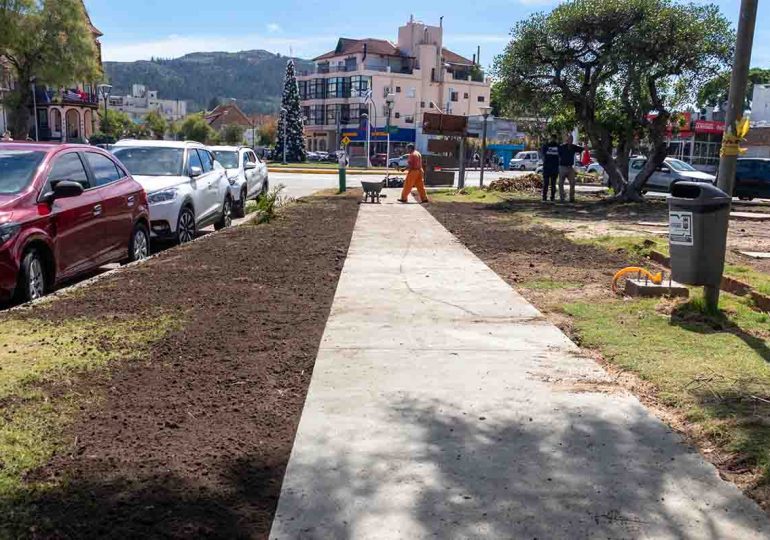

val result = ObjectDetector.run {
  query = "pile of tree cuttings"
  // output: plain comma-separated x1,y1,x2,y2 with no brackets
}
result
488,174,543,192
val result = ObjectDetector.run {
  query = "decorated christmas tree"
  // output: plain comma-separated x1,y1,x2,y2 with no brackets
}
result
274,60,307,163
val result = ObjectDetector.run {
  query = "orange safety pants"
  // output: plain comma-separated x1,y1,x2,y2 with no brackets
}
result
400,169,429,202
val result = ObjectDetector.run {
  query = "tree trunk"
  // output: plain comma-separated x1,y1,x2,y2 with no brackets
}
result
622,113,670,198
8,68,33,140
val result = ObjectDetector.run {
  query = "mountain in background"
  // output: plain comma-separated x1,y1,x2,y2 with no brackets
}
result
103,50,314,116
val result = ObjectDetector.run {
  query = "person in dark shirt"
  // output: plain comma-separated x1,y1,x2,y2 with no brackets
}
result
540,135,560,202
558,134,585,203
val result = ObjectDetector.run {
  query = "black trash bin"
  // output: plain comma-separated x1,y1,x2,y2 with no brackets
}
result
667,181,731,286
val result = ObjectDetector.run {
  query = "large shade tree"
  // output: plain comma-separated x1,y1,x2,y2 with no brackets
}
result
0,0,102,138
495,0,733,200
274,60,306,162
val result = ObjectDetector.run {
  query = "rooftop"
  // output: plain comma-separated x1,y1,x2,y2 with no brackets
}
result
314,38,406,61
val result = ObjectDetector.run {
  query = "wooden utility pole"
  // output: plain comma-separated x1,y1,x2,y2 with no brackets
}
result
706,0,758,311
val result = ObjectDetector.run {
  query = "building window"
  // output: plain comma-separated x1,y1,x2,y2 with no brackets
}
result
394,112,400,119
407,88,416,98
308,104,325,125
351,75,371,98
298,80,308,100
302,106,310,121
349,105,367,123
450,92,459,102
396,86,401,93
420,101,425,108
477,95,486,103
464,92,469,99
326,77,351,98
405,115,414,124
308,79,326,99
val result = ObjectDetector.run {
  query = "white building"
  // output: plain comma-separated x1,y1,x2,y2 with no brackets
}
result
297,16,491,155
109,84,187,124
751,83,770,125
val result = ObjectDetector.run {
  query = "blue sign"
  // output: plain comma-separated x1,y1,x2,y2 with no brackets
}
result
340,127,416,143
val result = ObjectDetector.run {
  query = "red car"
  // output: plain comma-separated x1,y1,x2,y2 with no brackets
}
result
0,143,150,303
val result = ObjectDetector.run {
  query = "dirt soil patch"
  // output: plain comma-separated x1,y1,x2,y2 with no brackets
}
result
426,199,645,323
2,192,360,538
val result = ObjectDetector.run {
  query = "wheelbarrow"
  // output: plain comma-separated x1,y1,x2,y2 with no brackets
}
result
361,179,386,204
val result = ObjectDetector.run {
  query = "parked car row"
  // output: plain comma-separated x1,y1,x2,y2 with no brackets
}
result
0,140,268,304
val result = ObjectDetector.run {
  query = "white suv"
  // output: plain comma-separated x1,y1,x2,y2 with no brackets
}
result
112,140,232,243
210,146,268,217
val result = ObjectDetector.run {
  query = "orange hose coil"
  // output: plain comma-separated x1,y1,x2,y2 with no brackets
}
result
611,267,663,294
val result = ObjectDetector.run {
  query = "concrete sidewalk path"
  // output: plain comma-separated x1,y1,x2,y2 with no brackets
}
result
270,194,770,539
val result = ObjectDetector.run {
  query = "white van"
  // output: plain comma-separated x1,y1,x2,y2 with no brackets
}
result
509,151,540,171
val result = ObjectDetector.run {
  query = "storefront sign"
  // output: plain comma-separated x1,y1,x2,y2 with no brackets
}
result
340,127,416,142
694,120,725,134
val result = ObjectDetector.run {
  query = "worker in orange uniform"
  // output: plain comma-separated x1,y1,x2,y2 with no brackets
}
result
398,143,429,204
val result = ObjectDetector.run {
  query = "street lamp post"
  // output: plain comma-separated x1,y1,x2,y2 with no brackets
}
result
280,107,288,164
30,77,38,141
479,106,492,188
361,112,368,168
385,93,395,179
97,84,112,137
366,101,372,168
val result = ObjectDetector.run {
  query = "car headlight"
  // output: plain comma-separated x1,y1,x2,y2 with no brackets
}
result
147,188,178,204
0,223,21,246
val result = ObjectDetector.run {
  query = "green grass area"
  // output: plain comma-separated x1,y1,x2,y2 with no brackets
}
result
0,316,174,501
565,295,770,477
725,264,770,296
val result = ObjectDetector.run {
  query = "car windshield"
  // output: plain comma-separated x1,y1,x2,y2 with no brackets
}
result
666,159,697,172
0,150,45,194
212,151,239,169
112,147,184,176
514,152,527,159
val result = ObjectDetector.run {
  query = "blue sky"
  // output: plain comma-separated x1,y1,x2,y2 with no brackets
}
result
85,0,770,69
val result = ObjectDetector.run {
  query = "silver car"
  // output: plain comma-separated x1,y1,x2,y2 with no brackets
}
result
629,157,715,193
211,146,269,217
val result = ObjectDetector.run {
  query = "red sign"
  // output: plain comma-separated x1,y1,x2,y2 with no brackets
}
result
646,112,692,136
694,120,724,134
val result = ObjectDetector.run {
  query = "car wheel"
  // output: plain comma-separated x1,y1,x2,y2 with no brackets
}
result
215,196,232,231
176,206,196,244
233,188,246,218
520,164,526,171
128,223,150,262
17,248,47,302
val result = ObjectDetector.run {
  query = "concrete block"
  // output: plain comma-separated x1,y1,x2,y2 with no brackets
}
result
625,278,689,298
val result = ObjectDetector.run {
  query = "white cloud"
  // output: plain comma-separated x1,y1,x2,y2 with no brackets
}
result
266,23,282,33
101,33,333,62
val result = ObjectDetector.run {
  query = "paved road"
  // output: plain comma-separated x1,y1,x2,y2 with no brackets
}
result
271,190,770,539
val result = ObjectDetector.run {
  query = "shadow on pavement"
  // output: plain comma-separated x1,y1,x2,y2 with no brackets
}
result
272,398,768,539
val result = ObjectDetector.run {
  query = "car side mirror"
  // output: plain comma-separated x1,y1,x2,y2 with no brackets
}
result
42,180,84,203
244,162,257,170
190,166,203,177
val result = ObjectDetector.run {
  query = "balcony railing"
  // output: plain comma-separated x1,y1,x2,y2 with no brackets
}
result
35,88,99,107
298,64,414,76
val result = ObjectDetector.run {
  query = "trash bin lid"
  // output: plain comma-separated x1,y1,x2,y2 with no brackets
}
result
668,181,730,206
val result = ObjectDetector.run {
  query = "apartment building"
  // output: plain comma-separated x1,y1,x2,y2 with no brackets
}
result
297,16,491,154
109,84,187,124
1,1,102,142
